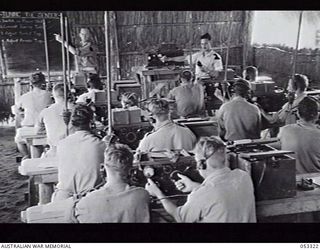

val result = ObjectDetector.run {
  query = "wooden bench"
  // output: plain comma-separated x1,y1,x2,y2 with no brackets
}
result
19,157,58,205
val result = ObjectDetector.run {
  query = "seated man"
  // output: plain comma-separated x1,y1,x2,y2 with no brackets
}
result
52,104,106,201
167,69,204,118
145,136,256,222
14,72,52,159
217,78,261,141
120,92,139,109
136,98,197,153
35,83,74,158
278,96,320,174
74,143,150,223
259,74,309,126
76,74,105,104
243,66,258,83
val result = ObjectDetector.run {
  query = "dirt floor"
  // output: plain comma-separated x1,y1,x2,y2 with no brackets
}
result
0,126,28,223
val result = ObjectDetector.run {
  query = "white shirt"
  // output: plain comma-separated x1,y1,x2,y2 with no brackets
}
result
76,89,105,104
16,89,52,126
53,130,106,201
187,50,223,79
278,120,320,174
175,167,256,223
75,185,150,223
137,120,197,153
217,96,261,141
35,102,74,148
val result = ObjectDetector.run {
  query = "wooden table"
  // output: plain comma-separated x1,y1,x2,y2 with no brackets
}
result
20,159,320,223
19,157,58,205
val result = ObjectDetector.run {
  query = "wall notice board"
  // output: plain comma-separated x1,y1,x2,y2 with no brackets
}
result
0,11,74,76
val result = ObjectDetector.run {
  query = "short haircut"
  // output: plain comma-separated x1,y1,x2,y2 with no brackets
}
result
121,92,139,107
243,66,258,82
292,74,309,91
298,96,319,122
233,78,251,97
180,70,193,82
148,98,169,116
53,83,66,98
104,143,133,181
30,72,45,88
88,74,103,90
200,33,211,41
194,136,226,158
71,104,93,128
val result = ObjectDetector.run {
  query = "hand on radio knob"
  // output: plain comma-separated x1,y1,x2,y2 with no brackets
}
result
145,178,163,198
175,174,199,193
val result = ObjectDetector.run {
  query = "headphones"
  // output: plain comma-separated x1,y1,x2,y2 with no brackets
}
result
196,137,225,170
196,140,213,170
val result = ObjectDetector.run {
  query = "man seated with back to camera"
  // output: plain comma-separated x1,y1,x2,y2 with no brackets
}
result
243,66,258,83
35,83,75,158
72,143,150,223
136,98,197,154
14,72,52,159
52,104,105,201
145,136,256,222
216,78,261,141
167,69,204,118
259,74,309,127
277,96,320,174
76,73,105,104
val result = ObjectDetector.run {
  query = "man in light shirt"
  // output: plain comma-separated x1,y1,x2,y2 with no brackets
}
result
167,69,204,118
14,72,52,159
74,143,150,223
136,98,197,153
52,104,105,201
76,74,105,104
35,83,74,158
217,78,261,141
278,96,320,174
259,74,309,126
145,136,256,223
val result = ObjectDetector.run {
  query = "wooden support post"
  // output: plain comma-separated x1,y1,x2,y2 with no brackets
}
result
14,77,22,128
110,11,121,80
241,11,254,70
38,183,54,205
0,39,6,81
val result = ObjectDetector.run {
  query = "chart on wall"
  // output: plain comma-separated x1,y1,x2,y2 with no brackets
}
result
0,11,75,76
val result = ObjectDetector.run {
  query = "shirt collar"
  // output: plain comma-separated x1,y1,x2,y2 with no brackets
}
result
202,167,231,185
232,96,246,101
154,120,172,131
297,120,318,129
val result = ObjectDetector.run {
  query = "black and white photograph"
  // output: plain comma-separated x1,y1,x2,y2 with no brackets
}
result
1,9,320,242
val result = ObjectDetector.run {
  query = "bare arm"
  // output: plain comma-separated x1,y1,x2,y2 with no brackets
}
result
54,34,77,55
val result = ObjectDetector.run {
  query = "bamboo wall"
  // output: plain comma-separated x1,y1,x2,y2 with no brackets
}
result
253,46,320,88
0,11,251,112
65,11,251,78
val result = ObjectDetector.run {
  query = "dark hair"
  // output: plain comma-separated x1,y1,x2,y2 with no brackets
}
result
121,92,139,107
88,74,103,90
180,70,193,81
244,66,258,82
148,98,169,116
234,78,251,97
104,143,133,181
298,96,319,122
200,33,211,41
53,83,66,98
292,74,309,91
30,72,45,88
71,104,94,128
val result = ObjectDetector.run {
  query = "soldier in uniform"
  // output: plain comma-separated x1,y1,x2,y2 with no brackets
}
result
136,98,197,153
